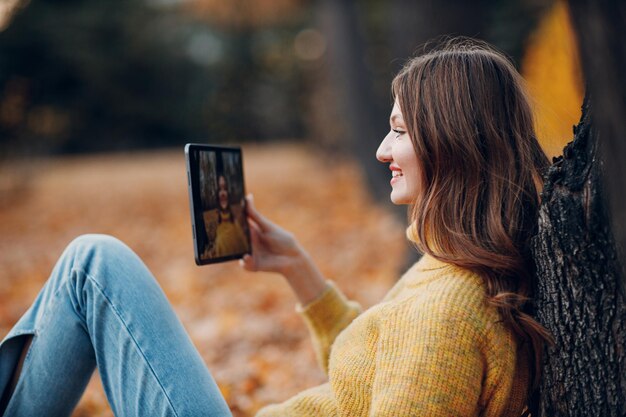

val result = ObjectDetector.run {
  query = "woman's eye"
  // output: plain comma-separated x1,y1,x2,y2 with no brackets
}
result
392,128,405,137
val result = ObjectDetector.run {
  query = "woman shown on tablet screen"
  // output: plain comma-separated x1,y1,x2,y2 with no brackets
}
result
0,39,552,417
211,174,249,259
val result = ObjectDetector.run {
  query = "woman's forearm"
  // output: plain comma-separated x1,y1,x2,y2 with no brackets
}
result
281,247,328,306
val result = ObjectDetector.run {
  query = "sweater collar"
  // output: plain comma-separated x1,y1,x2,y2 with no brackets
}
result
415,254,450,271
405,222,419,245
406,223,449,271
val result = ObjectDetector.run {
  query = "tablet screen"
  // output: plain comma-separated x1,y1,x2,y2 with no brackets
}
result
185,144,251,265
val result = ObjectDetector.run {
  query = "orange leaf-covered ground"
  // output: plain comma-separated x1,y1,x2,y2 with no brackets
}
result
0,143,408,416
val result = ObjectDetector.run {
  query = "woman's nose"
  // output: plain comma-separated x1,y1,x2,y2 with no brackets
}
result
376,132,393,163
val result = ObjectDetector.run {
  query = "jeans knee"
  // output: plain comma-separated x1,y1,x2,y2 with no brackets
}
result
58,234,156,299
61,235,164,311
68,234,127,256
64,234,137,276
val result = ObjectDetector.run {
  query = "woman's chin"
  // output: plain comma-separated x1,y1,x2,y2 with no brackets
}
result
389,193,410,205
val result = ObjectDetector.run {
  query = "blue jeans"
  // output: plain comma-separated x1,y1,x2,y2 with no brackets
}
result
0,235,232,417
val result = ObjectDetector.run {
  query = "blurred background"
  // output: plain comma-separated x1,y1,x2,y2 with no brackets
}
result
0,0,583,416
0,0,581,164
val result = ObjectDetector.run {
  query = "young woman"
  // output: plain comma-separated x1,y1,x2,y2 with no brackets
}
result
208,174,249,259
0,39,551,416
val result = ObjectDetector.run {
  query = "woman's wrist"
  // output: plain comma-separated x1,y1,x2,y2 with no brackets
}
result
281,246,328,306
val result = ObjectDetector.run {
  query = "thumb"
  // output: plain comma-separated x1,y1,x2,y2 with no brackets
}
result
240,253,257,271
245,194,273,232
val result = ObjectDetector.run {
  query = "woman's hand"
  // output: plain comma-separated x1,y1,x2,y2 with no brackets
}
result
240,194,300,274
241,195,328,305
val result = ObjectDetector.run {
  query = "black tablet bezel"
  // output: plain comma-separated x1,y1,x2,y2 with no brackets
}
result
185,143,251,265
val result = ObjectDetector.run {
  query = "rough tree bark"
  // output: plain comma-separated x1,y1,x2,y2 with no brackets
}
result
532,98,626,416
567,0,626,268
531,1,626,415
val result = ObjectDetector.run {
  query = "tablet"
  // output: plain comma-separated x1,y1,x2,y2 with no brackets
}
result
185,144,251,265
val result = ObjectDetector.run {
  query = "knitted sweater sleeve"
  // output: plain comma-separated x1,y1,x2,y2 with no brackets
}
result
370,293,485,416
297,281,362,374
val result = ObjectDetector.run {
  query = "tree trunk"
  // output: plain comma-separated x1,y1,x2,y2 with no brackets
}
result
532,97,626,416
567,0,626,280
314,0,393,205
531,1,626,415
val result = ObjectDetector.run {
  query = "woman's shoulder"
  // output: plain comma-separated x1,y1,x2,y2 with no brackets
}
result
381,255,503,332
388,255,483,300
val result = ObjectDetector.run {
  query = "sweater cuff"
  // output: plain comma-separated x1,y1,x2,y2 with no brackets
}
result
296,281,360,335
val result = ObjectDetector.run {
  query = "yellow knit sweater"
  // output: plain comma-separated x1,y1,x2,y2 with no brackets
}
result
256,254,530,416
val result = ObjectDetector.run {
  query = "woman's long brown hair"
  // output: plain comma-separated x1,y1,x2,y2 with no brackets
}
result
392,39,553,390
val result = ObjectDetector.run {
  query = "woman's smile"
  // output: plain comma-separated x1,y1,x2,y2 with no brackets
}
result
390,165,403,185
